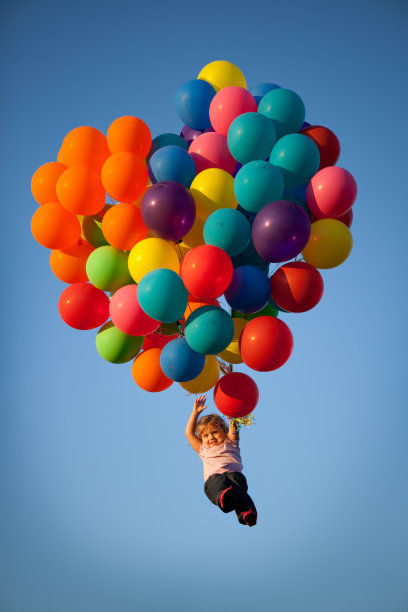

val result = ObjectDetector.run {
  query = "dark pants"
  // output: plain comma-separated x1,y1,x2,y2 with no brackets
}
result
204,472,256,517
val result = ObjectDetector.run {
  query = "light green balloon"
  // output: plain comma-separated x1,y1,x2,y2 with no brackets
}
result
86,246,133,292
96,322,143,364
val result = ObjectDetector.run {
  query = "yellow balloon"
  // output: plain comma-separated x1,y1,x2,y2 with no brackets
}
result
128,237,179,283
190,169,238,221
198,60,246,92
179,355,220,393
181,214,205,249
218,318,247,364
302,219,353,269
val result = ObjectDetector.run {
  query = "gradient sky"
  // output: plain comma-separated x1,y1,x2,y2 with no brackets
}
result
1,1,408,611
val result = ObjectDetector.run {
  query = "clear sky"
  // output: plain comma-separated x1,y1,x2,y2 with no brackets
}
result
1,1,407,611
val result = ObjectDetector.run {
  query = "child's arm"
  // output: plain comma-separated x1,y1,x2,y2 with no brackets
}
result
185,395,206,453
227,419,239,442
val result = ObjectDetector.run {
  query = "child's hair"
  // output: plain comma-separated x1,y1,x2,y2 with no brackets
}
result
196,414,228,439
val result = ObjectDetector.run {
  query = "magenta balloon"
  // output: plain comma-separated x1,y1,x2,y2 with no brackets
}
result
252,200,311,262
141,180,196,241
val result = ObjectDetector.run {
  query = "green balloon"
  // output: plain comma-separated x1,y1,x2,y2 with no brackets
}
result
231,301,278,321
86,246,133,292
82,204,112,247
96,322,143,364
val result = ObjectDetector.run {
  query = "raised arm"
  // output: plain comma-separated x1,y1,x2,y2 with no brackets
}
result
227,418,239,442
185,395,207,453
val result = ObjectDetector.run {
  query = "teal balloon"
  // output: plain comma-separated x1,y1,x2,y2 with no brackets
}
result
203,208,251,256
269,134,320,189
185,306,234,355
231,242,269,273
234,161,284,214
258,88,305,139
137,268,188,323
96,322,143,364
227,112,276,165
86,246,133,292
146,133,189,163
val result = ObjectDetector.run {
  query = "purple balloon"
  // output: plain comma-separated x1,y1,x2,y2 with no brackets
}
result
141,181,196,242
252,200,311,262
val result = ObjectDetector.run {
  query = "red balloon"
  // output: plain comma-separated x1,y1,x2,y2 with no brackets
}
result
180,245,233,300
300,125,340,169
58,282,110,330
336,208,353,227
209,86,257,136
270,262,324,313
213,372,259,418
306,166,357,219
109,284,160,336
239,316,293,372
188,132,236,175
142,332,178,351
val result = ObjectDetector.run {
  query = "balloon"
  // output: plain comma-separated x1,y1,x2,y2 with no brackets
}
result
81,204,111,247
227,112,277,165
258,88,305,139
269,134,320,190
96,321,143,364
141,181,196,241
59,126,110,173
142,331,178,351
128,237,179,284
148,146,196,188
231,242,269,273
180,125,213,145
107,116,151,158
184,305,235,354
160,337,205,382
231,299,278,320
132,348,173,392
137,268,188,323
180,355,220,393
224,265,271,313
146,133,189,163
174,79,216,130
50,241,94,284
109,284,160,335
306,166,357,219
252,200,311,262
218,318,247,364
58,282,110,330
270,262,324,313
300,125,340,169
209,87,257,136
302,219,353,269
233,161,284,215
249,82,280,105
188,132,236,175
213,372,259,418
198,60,246,92
86,246,133,291
190,168,238,221
101,202,148,250
101,152,149,202
203,208,251,256
56,165,106,216
184,296,220,321
336,208,353,228
239,316,293,371
180,245,233,300
31,202,81,250
31,162,67,205
179,214,205,249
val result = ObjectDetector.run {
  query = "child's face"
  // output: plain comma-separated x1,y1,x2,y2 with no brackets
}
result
201,424,227,448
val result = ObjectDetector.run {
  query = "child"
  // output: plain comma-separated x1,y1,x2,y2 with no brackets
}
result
185,394,257,526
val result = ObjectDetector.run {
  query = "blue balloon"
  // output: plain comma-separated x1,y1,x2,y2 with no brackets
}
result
249,82,280,106
203,208,251,256
148,146,196,188
269,134,320,189
174,79,216,131
160,337,205,382
137,269,188,323
224,266,271,314
146,133,189,163
184,306,234,355
234,160,284,215
258,88,305,139
227,112,277,165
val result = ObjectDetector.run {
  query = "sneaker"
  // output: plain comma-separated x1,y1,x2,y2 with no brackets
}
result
238,509,257,526
218,486,237,513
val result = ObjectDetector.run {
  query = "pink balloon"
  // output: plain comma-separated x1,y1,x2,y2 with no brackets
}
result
188,132,236,175
209,87,257,136
109,284,160,336
306,166,357,219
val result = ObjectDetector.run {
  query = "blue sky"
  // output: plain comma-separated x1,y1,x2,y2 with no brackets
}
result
1,1,408,611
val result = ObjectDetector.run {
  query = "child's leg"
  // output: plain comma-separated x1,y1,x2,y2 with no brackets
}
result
226,472,257,525
204,473,238,513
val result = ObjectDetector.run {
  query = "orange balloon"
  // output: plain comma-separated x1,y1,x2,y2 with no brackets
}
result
59,126,110,173
31,162,67,205
50,241,94,283
56,166,106,215
184,296,220,320
31,202,81,249
132,348,173,392
101,152,149,203
107,116,152,159
101,202,148,251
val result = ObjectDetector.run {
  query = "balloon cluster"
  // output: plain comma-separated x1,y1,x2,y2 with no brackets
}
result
30,60,357,419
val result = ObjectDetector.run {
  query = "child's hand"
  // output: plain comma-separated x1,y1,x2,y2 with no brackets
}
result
194,394,207,415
